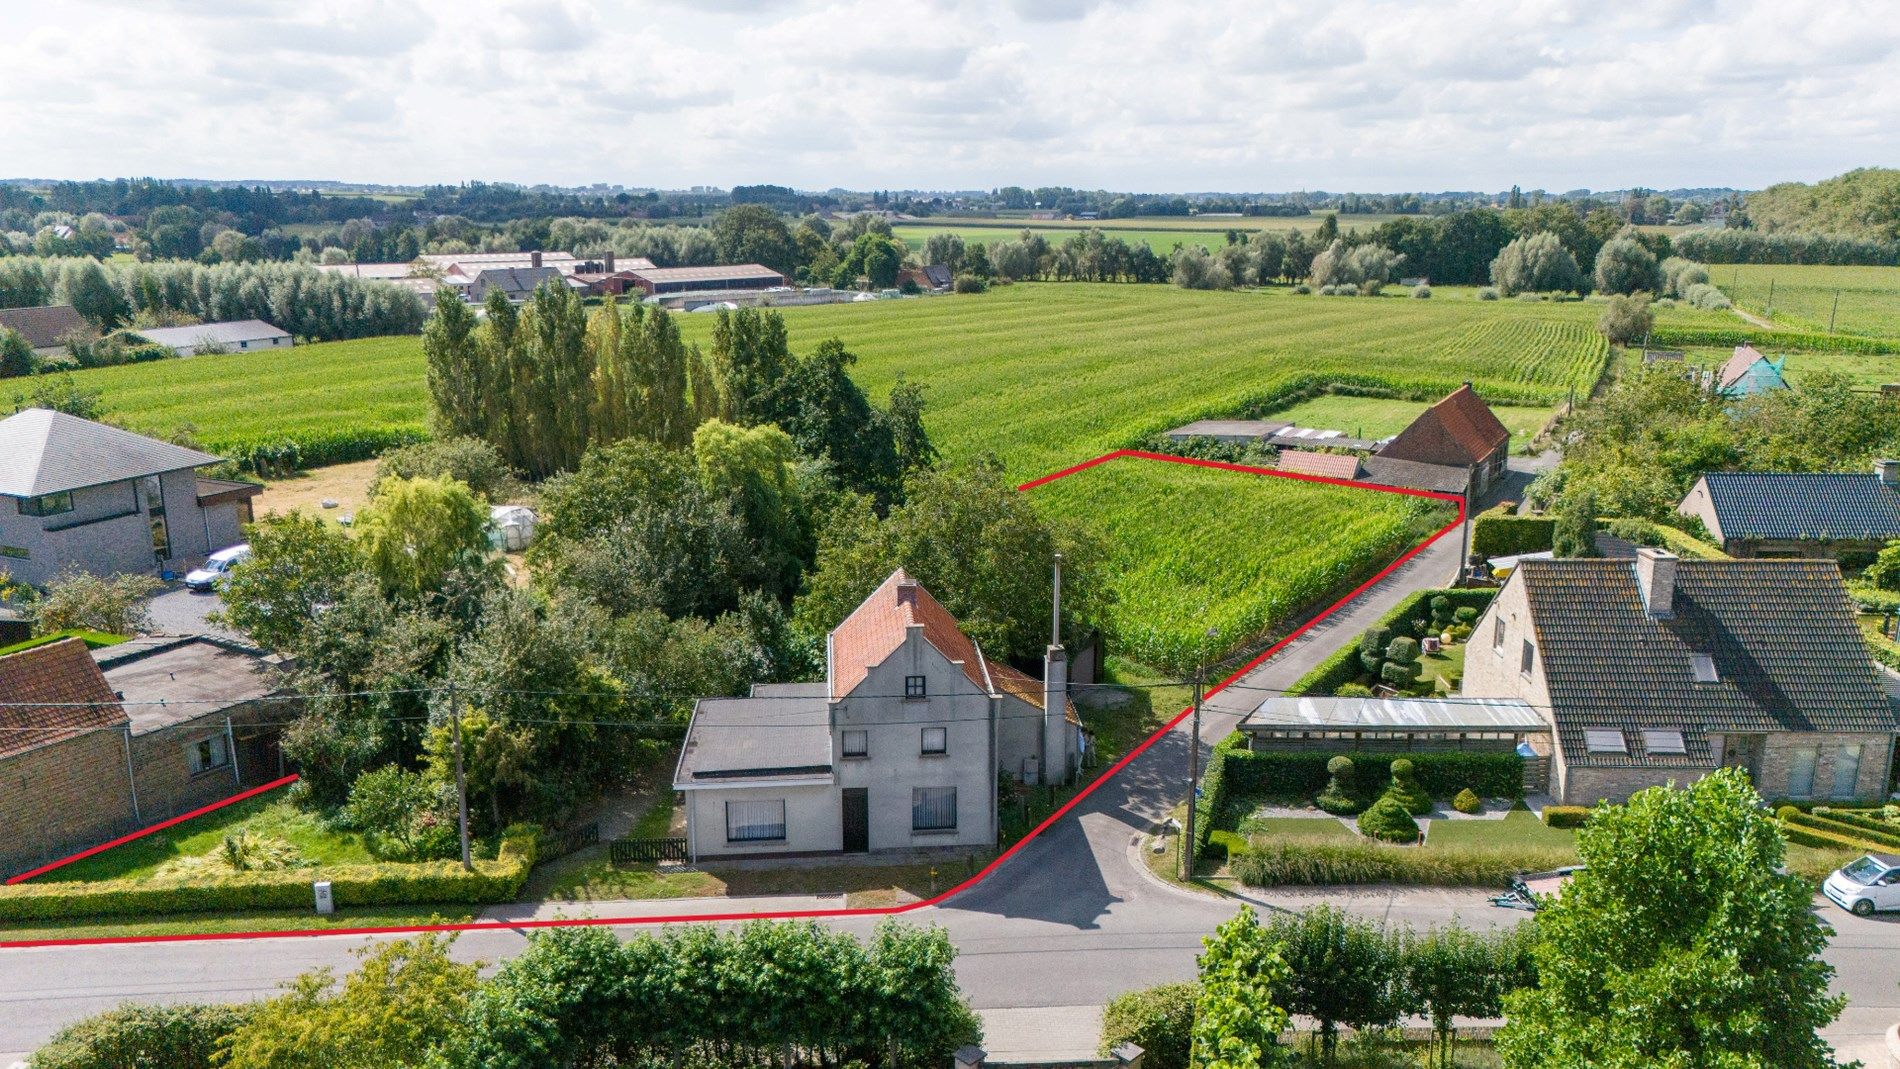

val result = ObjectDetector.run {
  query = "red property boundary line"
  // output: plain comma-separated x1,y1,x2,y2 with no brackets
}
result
0,451,1463,949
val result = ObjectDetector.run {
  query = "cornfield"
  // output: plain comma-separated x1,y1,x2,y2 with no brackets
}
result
1031,457,1452,672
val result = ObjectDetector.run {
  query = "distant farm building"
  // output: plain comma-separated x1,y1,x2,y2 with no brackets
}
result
626,264,788,297
132,320,292,357
0,305,88,357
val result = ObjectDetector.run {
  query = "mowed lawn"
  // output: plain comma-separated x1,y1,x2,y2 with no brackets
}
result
76,283,1709,483
1720,263,1900,338
1029,456,1452,670
31,793,372,884
1267,393,1560,442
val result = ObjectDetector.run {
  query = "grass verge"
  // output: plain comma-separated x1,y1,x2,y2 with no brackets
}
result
0,906,474,943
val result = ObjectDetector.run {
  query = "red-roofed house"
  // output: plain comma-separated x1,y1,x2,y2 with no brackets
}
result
1374,384,1512,496
0,639,138,876
673,569,1084,859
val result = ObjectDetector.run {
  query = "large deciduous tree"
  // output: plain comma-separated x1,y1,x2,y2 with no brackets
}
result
1496,769,1849,1069
1489,232,1586,296
353,475,495,606
1592,233,1664,296
712,204,797,276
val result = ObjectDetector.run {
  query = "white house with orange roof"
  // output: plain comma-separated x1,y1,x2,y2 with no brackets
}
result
672,569,1084,859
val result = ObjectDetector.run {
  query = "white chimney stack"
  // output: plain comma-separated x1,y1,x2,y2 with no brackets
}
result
1043,554,1068,786
1635,546,1678,619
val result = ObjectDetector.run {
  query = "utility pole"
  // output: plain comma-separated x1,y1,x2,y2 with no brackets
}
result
1180,627,1215,881
449,683,472,872
1829,290,1841,334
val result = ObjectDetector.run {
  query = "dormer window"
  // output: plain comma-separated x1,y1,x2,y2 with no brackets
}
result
1691,654,1718,684
904,675,927,699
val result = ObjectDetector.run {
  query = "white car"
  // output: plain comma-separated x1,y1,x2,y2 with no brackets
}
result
184,544,251,593
1822,853,1900,917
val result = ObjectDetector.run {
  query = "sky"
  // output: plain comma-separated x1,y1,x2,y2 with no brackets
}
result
2,0,1896,194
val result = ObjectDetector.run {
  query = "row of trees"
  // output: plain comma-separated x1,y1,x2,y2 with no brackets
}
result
0,257,424,342
33,921,979,1069
1117,772,1849,1069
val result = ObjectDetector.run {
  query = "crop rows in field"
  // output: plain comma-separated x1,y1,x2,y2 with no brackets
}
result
1031,457,1451,672
1718,264,1900,339
76,283,1638,482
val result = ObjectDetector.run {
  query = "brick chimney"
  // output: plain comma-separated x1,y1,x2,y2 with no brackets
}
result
1042,554,1069,786
1635,546,1678,619
1876,459,1900,488
530,250,542,269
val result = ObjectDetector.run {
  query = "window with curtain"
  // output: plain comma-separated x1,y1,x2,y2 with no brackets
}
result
842,730,868,758
725,799,787,842
1786,746,1818,798
912,787,957,831
921,726,947,755
1829,743,1862,799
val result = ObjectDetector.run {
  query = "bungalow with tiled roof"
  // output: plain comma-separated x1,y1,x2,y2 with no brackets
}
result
1373,384,1511,497
1678,464,1900,559
1463,548,1898,805
673,569,1084,859
0,304,89,357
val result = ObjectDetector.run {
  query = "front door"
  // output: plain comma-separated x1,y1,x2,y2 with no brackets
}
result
842,788,869,853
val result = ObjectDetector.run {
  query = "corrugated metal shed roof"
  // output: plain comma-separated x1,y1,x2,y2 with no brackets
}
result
134,320,291,349
1245,696,1547,732
0,409,221,498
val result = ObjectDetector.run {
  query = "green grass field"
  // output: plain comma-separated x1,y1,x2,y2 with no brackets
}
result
36,794,372,883
1266,393,1559,442
1030,456,1451,670
1719,264,1900,337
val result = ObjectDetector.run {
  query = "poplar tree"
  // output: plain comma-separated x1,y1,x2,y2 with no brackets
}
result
423,290,485,439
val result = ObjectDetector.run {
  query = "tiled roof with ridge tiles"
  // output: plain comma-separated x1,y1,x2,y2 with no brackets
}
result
1515,558,1895,768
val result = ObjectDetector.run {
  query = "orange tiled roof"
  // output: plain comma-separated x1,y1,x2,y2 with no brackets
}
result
1378,384,1509,468
0,639,128,759
1278,450,1362,480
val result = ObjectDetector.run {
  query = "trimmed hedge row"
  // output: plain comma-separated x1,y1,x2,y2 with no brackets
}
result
1777,819,1884,853
1231,840,1577,888
1784,809,1900,850
0,827,538,921
1649,325,1900,355
1193,739,1523,858
1472,513,1554,559
1285,587,1498,697
1811,807,1900,841
1542,806,1590,829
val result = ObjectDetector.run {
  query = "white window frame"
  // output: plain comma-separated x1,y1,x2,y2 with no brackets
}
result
912,786,957,832
725,799,787,843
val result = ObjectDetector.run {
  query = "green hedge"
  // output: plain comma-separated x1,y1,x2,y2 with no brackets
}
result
1230,840,1577,888
1786,810,1900,850
207,426,429,474
1650,325,1900,355
1654,524,1729,560
1777,820,1885,853
0,827,538,921
1472,513,1555,559
1285,588,1498,697
1542,805,1590,829
1811,807,1900,840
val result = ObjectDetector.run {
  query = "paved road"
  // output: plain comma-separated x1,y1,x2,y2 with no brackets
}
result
4,510,1895,1063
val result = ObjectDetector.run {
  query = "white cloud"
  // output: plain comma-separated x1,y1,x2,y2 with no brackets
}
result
0,0,1894,190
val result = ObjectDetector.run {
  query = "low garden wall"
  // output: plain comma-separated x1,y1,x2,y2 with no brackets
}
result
0,826,539,922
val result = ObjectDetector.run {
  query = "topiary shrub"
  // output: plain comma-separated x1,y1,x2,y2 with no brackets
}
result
1316,756,1363,815
1452,788,1482,815
1381,637,1423,689
1383,758,1434,816
1357,796,1421,843
1099,982,1199,1069
1543,805,1590,829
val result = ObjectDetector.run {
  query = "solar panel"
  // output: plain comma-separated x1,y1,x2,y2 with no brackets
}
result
1584,728,1627,754
1643,729,1687,755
